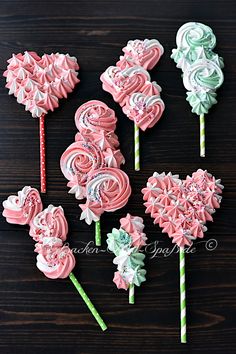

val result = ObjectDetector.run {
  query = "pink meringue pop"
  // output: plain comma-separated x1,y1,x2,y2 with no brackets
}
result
142,169,223,342
4,51,80,193
2,186,107,331
100,39,165,171
61,100,127,246
107,214,147,303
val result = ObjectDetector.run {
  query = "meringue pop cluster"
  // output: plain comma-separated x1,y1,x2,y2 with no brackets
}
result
60,100,131,225
142,170,223,248
171,22,224,115
107,214,147,291
2,186,75,279
100,39,165,131
4,51,80,118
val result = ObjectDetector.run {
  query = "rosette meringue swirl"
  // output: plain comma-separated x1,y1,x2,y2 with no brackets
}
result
123,92,165,131
176,22,216,50
119,38,164,70
36,245,75,279
2,186,43,225
75,100,117,133
100,65,150,106
79,167,131,224
183,59,224,93
60,141,105,199
29,205,68,242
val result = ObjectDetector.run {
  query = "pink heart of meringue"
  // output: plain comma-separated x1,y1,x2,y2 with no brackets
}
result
123,92,165,131
142,170,223,248
4,51,80,117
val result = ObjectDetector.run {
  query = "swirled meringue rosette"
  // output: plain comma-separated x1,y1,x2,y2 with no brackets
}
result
3,51,80,193
61,100,127,246
100,39,165,171
2,186,107,331
142,170,223,343
79,167,131,245
117,38,164,70
107,214,147,303
60,141,105,200
171,22,224,157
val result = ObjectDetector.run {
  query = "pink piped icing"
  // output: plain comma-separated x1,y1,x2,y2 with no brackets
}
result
100,66,150,107
60,141,105,200
61,100,126,214
2,186,42,225
142,170,223,247
36,246,75,279
113,271,129,290
119,39,164,70
79,167,131,225
75,100,117,133
29,205,68,242
4,51,80,118
100,38,165,135
2,187,76,279
123,92,165,131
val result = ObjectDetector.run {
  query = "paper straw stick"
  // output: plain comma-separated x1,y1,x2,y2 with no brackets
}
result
179,247,187,343
134,123,140,171
69,272,107,331
95,220,101,246
39,114,46,193
129,283,135,304
199,114,205,157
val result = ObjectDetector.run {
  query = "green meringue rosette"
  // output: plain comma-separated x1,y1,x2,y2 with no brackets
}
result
171,46,224,71
171,22,224,157
107,228,132,256
186,91,217,115
130,266,147,287
176,22,216,50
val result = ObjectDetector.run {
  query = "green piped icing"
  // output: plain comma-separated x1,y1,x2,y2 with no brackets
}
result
127,248,145,269
186,91,217,115
176,22,216,50
171,47,224,69
107,228,132,256
107,227,147,288
171,22,224,116
131,267,147,287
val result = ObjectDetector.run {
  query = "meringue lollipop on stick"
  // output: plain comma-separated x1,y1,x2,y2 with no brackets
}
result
100,39,165,171
2,186,107,331
171,22,224,157
4,51,80,192
107,214,147,304
61,100,126,246
142,170,223,343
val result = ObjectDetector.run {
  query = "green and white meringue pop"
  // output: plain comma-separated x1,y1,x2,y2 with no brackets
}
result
107,214,147,304
171,22,224,157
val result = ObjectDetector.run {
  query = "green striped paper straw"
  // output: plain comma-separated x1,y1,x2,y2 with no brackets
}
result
69,272,107,331
200,114,205,157
179,247,187,343
95,220,101,246
129,283,135,304
134,123,140,171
